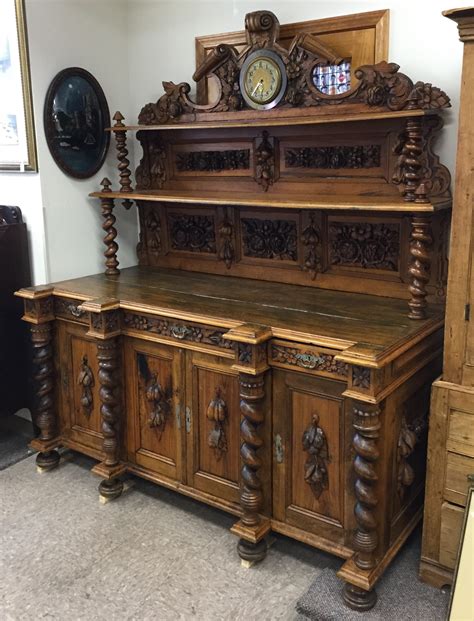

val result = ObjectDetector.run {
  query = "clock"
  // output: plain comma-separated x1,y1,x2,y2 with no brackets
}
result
240,49,287,111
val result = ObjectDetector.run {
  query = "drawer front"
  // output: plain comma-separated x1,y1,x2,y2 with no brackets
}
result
439,501,464,569
122,310,235,357
447,408,474,458
54,296,89,325
444,452,474,506
269,339,348,382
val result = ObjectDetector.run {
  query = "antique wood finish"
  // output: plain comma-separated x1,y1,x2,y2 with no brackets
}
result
18,10,453,611
420,8,474,591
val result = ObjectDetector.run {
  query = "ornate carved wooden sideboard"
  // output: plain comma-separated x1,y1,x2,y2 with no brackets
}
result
17,11,452,611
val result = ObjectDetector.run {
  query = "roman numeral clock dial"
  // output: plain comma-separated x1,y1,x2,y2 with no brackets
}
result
240,50,287,110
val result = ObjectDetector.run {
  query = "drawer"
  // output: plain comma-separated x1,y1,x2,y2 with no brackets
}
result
439,501,464,569
122,310,235,358
269,339,348,382
444,452,474,506
447,409,474,458
54,296,89,324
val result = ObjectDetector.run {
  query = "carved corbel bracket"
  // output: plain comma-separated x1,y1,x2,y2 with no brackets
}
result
15,286,55,324
224,323,272,375
80,298,121,340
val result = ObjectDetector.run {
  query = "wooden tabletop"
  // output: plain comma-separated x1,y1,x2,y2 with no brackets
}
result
42,266,444,367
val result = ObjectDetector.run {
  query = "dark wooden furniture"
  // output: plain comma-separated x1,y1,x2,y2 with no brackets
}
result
17,11,452,610
0,205,32,417
420,7,474,589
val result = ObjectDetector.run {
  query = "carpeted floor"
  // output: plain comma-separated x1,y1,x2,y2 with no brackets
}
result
0,452,336,620
0,415,35,471
0,447,449,620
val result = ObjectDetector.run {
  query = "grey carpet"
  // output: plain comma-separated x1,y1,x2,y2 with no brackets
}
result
0,415,35,470
1,452,336,620
296,529,449,621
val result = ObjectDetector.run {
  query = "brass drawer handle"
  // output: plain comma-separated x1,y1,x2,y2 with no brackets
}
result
295,353,322,369
170,325,191,340
69,304,85,318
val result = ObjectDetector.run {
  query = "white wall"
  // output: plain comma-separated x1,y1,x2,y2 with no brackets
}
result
1,0,465,286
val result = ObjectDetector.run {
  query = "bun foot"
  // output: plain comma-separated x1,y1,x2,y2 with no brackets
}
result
237,538,267,564
36,450,60,471
98,478,123,501
343,583,377,611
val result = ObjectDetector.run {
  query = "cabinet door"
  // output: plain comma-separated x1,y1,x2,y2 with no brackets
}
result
273,369,346,543
186,350,241,507
57,321,103,457
125,337,185,482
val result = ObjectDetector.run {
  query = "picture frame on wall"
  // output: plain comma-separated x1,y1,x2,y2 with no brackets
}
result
0,0,37,172
43,67,110,179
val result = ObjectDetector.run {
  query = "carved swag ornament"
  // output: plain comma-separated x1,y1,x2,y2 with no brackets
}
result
206,387,228,459
137,354,171,436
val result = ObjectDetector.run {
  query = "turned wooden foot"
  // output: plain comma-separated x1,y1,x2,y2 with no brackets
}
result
343,583,377,611
36,449,60,471
237,538,267,563
98,478,123,500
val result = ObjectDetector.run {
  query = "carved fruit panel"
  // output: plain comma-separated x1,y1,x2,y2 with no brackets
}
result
285,145,381,169
290,390,341,522
70,335,101,435
136,352,176,462
195,367,240,485
175,149,250,173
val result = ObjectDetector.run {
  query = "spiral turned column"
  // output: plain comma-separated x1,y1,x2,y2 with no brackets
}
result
237,372,267,562
97,338,123,499
408,216,433,320
112,111,133,210
31,322,60,471
100,178,119,276
343,406,381,611
402,116,424,202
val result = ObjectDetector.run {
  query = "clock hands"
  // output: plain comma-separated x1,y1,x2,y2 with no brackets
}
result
251,79,265,97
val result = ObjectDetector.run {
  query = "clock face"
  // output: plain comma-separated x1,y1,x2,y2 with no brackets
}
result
244,57,281,105
240,50,287,111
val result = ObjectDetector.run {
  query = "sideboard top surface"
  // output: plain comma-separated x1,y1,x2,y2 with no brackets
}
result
41,266,443,364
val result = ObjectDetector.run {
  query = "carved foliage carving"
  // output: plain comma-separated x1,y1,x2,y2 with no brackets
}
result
285,145,381,169
302,212,322,280
176,149,249,172
329,222,400,271
123,312,233,351
169,214,216,253
77,355,94,417
302,414,330,499
271,345,349,377
242,218,297,261
217,209,234,269
207,387,228,459
136,134,167,190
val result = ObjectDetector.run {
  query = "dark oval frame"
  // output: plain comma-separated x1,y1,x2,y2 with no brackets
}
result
43,67,110,179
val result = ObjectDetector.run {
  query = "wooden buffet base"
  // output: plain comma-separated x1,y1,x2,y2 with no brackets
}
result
17,266,443,609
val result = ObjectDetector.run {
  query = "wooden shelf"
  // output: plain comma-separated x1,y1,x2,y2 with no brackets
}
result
89,189,449,212
107,107,434,133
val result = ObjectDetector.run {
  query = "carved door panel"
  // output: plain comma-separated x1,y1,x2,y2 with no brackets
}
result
186,350,241,507
124,337,185,482
273,369,347,543
56,321,103,456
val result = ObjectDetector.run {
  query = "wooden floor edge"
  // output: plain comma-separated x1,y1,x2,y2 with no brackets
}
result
419,557,453,588
270,519,353,559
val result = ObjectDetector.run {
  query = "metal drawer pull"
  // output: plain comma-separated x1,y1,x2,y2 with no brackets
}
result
295,353,322,369
170,325,191,339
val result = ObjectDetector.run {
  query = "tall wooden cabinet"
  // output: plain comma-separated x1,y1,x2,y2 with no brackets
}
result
420,7,474,589
18,11,453,611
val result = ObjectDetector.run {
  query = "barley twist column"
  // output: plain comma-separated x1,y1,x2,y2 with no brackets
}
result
100,178,119,276
31,322,60,471
112,111,133,210
408,216,433,319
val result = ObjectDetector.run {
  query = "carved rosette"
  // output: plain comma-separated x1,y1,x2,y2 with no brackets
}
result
408,216,433,319
255,131,275,191
207,387,228,460
77,355,94,417
352,366,371,389
302,414,330,499
352,406,381,570
169,214,217,253
242,218,297,261
329,222,400,271
239,374,265,527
